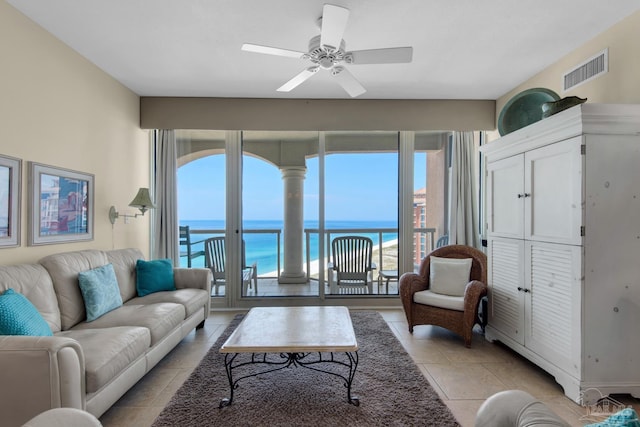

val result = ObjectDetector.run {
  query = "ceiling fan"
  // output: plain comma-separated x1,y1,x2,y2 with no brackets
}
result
241,4,413,97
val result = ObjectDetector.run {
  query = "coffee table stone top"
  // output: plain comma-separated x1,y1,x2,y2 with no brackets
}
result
220,306,358,354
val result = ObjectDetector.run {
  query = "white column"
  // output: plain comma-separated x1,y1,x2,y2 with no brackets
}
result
279,166,307,283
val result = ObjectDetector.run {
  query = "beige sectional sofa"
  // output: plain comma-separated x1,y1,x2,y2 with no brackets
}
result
0,248,211,427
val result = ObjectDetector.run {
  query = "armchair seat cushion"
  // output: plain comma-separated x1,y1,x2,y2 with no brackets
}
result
414,289,465,311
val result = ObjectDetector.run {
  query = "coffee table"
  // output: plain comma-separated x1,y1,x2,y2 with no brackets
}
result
219,306,359,407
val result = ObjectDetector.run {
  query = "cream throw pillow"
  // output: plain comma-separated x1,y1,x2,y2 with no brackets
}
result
429,256,473,297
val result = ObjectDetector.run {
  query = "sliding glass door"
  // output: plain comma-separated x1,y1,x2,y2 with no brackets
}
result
324,132,399,295
176,130,226,296
174,129,451,306
241,132,321,297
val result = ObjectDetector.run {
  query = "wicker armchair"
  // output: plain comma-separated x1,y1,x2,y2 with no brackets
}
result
399,244,487,348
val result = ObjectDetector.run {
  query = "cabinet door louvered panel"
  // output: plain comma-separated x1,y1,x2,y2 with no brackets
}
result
488,238,525,344
525,242,582,377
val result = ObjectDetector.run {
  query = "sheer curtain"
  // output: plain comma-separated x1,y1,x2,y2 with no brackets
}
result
448,131,479,247
152,129,179,263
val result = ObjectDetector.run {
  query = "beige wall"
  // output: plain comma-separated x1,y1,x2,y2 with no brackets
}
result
492,10,640,141
1,2,150,265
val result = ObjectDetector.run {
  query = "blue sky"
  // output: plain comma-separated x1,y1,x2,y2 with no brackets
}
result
178,152,426,222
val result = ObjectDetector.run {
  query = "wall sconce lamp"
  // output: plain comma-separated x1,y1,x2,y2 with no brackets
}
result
109,188,156,224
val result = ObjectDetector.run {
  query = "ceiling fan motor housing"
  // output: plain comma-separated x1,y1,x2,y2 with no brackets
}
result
307,35,346,69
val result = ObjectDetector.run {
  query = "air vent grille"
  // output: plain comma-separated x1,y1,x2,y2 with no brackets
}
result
563,48,608,92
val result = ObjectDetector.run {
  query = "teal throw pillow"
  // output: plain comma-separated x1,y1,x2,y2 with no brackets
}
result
78,264,123,322
0,288,53,336
136,259,175,297
585,408,640,427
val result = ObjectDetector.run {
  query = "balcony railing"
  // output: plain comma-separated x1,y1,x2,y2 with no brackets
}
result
185,227,437,282
303,228,436,281
187,228,282,276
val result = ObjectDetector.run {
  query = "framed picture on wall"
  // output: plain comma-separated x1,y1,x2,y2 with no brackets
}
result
0,154,21,248
28,162,94,245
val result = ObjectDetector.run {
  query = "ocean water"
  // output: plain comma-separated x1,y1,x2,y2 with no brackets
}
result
180,219,398,274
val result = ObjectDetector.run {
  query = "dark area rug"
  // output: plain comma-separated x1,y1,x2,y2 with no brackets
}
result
153,311,460,426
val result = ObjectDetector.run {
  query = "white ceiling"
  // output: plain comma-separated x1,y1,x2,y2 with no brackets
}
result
7,0,640,100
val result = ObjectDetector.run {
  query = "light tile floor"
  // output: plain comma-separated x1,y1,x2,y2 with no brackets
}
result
99,309,639,427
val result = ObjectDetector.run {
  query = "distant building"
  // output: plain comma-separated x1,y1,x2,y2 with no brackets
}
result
413,188,427,264
413,145,447,265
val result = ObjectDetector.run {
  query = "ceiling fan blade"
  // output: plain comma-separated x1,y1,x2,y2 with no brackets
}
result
241,43,306,59
347,47,413,64
332,66,366,98
277,67,319,92
320,4,349,51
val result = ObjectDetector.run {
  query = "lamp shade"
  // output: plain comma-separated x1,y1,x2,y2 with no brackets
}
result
128,188,155,214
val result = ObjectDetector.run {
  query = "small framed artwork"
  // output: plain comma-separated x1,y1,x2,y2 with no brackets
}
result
0,154,21,248
28,162,94,245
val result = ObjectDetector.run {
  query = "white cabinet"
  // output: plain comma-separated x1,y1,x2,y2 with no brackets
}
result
481,104,640,403
487,136,582,245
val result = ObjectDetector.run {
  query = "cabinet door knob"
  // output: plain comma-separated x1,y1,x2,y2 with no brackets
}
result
517,194,524,198
517,287,523,291
524,193,531,198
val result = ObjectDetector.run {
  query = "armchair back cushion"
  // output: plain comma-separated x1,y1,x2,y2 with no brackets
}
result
419,245,487,286
429,256,472,297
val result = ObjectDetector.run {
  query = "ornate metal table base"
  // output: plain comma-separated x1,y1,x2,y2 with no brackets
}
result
219,351,359,408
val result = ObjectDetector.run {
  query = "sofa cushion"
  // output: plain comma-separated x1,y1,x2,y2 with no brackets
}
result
40,250,110,330
71,303,185,346
135,259,175,297
413,289,465,311
78,264,123,322
58,326,150,394
106,248,145,303
0,288,53,336
125,288,209,319
0,264,61,332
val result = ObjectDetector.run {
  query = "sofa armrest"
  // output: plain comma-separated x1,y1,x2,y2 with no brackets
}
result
0,336,85,426
173,267,212,293
475,390,571,427
23,408,102,427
